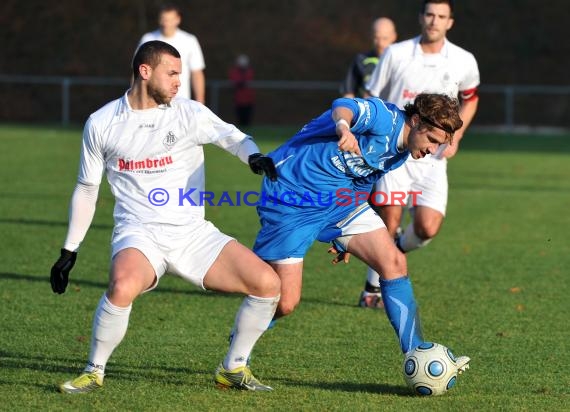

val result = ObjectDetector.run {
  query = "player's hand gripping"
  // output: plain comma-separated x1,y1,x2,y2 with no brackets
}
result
50,249,77,294
441,141,459,159
336,121,361,156
327,244,352,265
248,153,278,181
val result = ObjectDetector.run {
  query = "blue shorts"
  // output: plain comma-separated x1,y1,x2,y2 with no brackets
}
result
253,200,382,261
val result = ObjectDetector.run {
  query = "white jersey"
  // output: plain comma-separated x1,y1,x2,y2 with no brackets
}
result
367,35,479,106
138,29,205,99
367,36,479,159
78,92,251,227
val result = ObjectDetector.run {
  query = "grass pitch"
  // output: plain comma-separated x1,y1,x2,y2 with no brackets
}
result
0,124,569,411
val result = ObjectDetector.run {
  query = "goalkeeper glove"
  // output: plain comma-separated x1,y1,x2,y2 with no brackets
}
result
50,248,77,294
248,153,277,181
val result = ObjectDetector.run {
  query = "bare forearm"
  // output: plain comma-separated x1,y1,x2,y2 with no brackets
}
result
332,107,355,125
455,97,479,142
332,106,360,155
191,70,206,104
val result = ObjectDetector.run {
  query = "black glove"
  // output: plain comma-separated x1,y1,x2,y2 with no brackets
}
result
50,248,77,294
248,153,277,181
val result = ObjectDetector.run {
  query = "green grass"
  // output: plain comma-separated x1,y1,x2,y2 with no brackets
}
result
1,123,569,411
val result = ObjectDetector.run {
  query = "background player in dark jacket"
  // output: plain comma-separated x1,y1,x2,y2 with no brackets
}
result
340,17,397,98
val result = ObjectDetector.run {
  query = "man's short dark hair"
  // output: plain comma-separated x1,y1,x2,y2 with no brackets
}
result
159,3,182,17
422,0,454,16
132,41,181,79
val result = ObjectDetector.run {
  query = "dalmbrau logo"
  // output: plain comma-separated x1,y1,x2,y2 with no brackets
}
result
118,155,173,171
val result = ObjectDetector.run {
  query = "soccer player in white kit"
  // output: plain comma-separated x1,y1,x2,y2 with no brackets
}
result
50,41,281,393
358,0,480,308
139,4,206,102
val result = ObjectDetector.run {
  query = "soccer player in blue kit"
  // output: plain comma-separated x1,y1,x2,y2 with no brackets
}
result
252,93,469,367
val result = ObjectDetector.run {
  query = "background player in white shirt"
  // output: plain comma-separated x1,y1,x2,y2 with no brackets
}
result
51,41,281,393
139,4,206,103
359,0,480,308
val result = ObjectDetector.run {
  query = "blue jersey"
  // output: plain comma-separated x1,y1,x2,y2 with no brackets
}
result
265,97,408,198
253,97,410,260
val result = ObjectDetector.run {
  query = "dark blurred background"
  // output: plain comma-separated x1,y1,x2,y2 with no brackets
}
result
1,0,569,127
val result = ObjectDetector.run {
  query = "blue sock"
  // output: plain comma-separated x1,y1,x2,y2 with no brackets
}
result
380,276,424,354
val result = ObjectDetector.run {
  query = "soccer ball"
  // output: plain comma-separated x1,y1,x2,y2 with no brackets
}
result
403,342,459,396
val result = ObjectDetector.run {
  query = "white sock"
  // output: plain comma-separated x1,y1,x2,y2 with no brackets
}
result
398,223,432,252
223,294,279,370
366,267,381,289
85,294,132,375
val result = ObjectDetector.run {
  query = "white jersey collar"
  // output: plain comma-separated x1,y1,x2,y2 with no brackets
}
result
122,90,172,112
413,35,450,57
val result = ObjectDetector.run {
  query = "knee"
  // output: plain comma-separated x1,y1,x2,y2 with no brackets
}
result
373,247,407,278
276,298,299,317
381,211,403,236
392,249,407,274
414,219,441,239
250,267,281,297
107,271,145,305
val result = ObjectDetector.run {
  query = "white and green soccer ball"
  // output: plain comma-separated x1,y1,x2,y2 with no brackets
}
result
403,342,460,396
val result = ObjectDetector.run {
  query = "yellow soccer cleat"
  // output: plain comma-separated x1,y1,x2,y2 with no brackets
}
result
59,372,103,394
214,364,273,391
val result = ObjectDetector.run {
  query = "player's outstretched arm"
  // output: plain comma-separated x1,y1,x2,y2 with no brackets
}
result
199,106,277,181
50,182,99,294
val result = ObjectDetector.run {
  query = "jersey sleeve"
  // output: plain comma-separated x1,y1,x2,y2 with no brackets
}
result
193,103,254,161
188,36,206,71
331,97,394,135
331,96,359,114
63,182,99,251
459,52,480,93
137,32,153,47
77,117,105,186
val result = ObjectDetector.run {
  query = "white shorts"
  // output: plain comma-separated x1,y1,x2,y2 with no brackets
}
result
333,203,387,252
111,220,234,290
374,155,448,215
